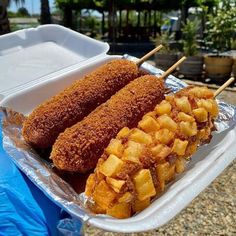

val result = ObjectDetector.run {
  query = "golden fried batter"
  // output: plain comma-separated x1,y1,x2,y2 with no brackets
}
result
22,59,139,148
51,75,165,173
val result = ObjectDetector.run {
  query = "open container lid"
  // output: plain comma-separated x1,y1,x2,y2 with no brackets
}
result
0,24,109,100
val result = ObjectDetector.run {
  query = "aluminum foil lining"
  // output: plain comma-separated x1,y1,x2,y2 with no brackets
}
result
1,55,236,225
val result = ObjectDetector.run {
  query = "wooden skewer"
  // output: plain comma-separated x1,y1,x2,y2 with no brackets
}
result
136,44,163,67
214,77,235,98
161,56,186,79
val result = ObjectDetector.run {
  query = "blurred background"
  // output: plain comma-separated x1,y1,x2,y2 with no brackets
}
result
1,0,236,85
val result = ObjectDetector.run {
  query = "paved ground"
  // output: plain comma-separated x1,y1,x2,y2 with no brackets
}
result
84,87,236,235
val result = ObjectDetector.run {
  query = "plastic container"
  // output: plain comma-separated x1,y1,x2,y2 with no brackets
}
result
0,24,109,100
1,25,236,233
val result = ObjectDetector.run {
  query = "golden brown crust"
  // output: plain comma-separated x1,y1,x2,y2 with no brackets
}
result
51,75,165,173
22,59,139,148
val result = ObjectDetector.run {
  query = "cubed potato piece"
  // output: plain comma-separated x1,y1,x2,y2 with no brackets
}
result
151,144,171,160
93,180,117,210
209,99,219,118
175,158,186,173
100,154,123,177
129,128,152,145
157,115,177,131
197,128,206,139
117,127,131,139
199,99,219,118
106,177,125,193
106,139,124,157
165,164,176,182
197,99,213,113
133,169,156,201
155,100,172,115
106,202,131,219
172,139,188,156
185,141,198,156
156,162,168,190
138,116,160,133
118,192,133,203
155,128,174,145
132,198,150,212
90,203,106,214
85,174,96,197
175,96,191,113
122,141,143,163
165,95,174,102
156,162,176,191
189,87,214,99
198,127,211,141
179,121,197,137
175,97,191,113
193,108,208,122
178,112,195,122
143,111,156,119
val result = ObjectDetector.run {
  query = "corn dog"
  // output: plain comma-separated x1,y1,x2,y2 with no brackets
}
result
85,86,219,219
50,75,165,173
22,59,139,148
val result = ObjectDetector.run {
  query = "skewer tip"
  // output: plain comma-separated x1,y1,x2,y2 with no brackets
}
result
136,44,163,67
214,77,235,98
161,56,186,79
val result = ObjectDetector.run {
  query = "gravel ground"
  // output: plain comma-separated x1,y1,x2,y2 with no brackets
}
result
84,87,236,235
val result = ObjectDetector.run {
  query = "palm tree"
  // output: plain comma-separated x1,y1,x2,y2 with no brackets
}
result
40,0,51,24
0,0,25,35
0,0,51,35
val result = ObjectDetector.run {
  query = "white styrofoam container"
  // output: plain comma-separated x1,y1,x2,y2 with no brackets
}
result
1,25,236,233
0,24,109,100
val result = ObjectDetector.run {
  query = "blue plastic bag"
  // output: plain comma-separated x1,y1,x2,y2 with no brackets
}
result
0,114,61,236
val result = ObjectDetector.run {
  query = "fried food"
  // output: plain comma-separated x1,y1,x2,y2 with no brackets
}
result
22,59,139,148
85,86,219,218
50,75,165,173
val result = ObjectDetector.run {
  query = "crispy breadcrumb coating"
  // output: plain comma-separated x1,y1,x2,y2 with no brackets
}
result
51,75,165,173
22,59,139,148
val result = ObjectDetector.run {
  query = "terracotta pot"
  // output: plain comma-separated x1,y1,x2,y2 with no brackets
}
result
155,53,178,71
204,55,233,80
179,56,203,79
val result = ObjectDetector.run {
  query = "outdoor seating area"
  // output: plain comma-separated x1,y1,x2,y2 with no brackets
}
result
0,0,236,235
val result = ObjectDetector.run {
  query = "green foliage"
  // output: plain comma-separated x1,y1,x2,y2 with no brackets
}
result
182,19,200,56
7,11,17,17
205,5,236,53
156,32,175,53
17,7,30,17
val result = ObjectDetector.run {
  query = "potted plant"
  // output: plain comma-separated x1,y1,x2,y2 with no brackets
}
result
179,19,203,79
204,6,235,81
155,32,178,71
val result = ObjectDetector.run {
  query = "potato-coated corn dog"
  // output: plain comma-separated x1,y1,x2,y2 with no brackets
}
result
85,86,219,219
50,75,165,173
22,59,139,148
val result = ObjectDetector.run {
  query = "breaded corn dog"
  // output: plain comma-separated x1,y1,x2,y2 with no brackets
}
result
85,86,219,219
50,75,165,173
22,59,139,148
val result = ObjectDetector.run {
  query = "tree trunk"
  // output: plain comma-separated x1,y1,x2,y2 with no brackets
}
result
153,10,156,37
148,9,151,35
119,9,122,36
63,5,73,29
0,0,10,35
126,10,129,27
102,11,105,37
137,10,140,27
181,4,188,25
40,0,51,24
177,4,189,40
